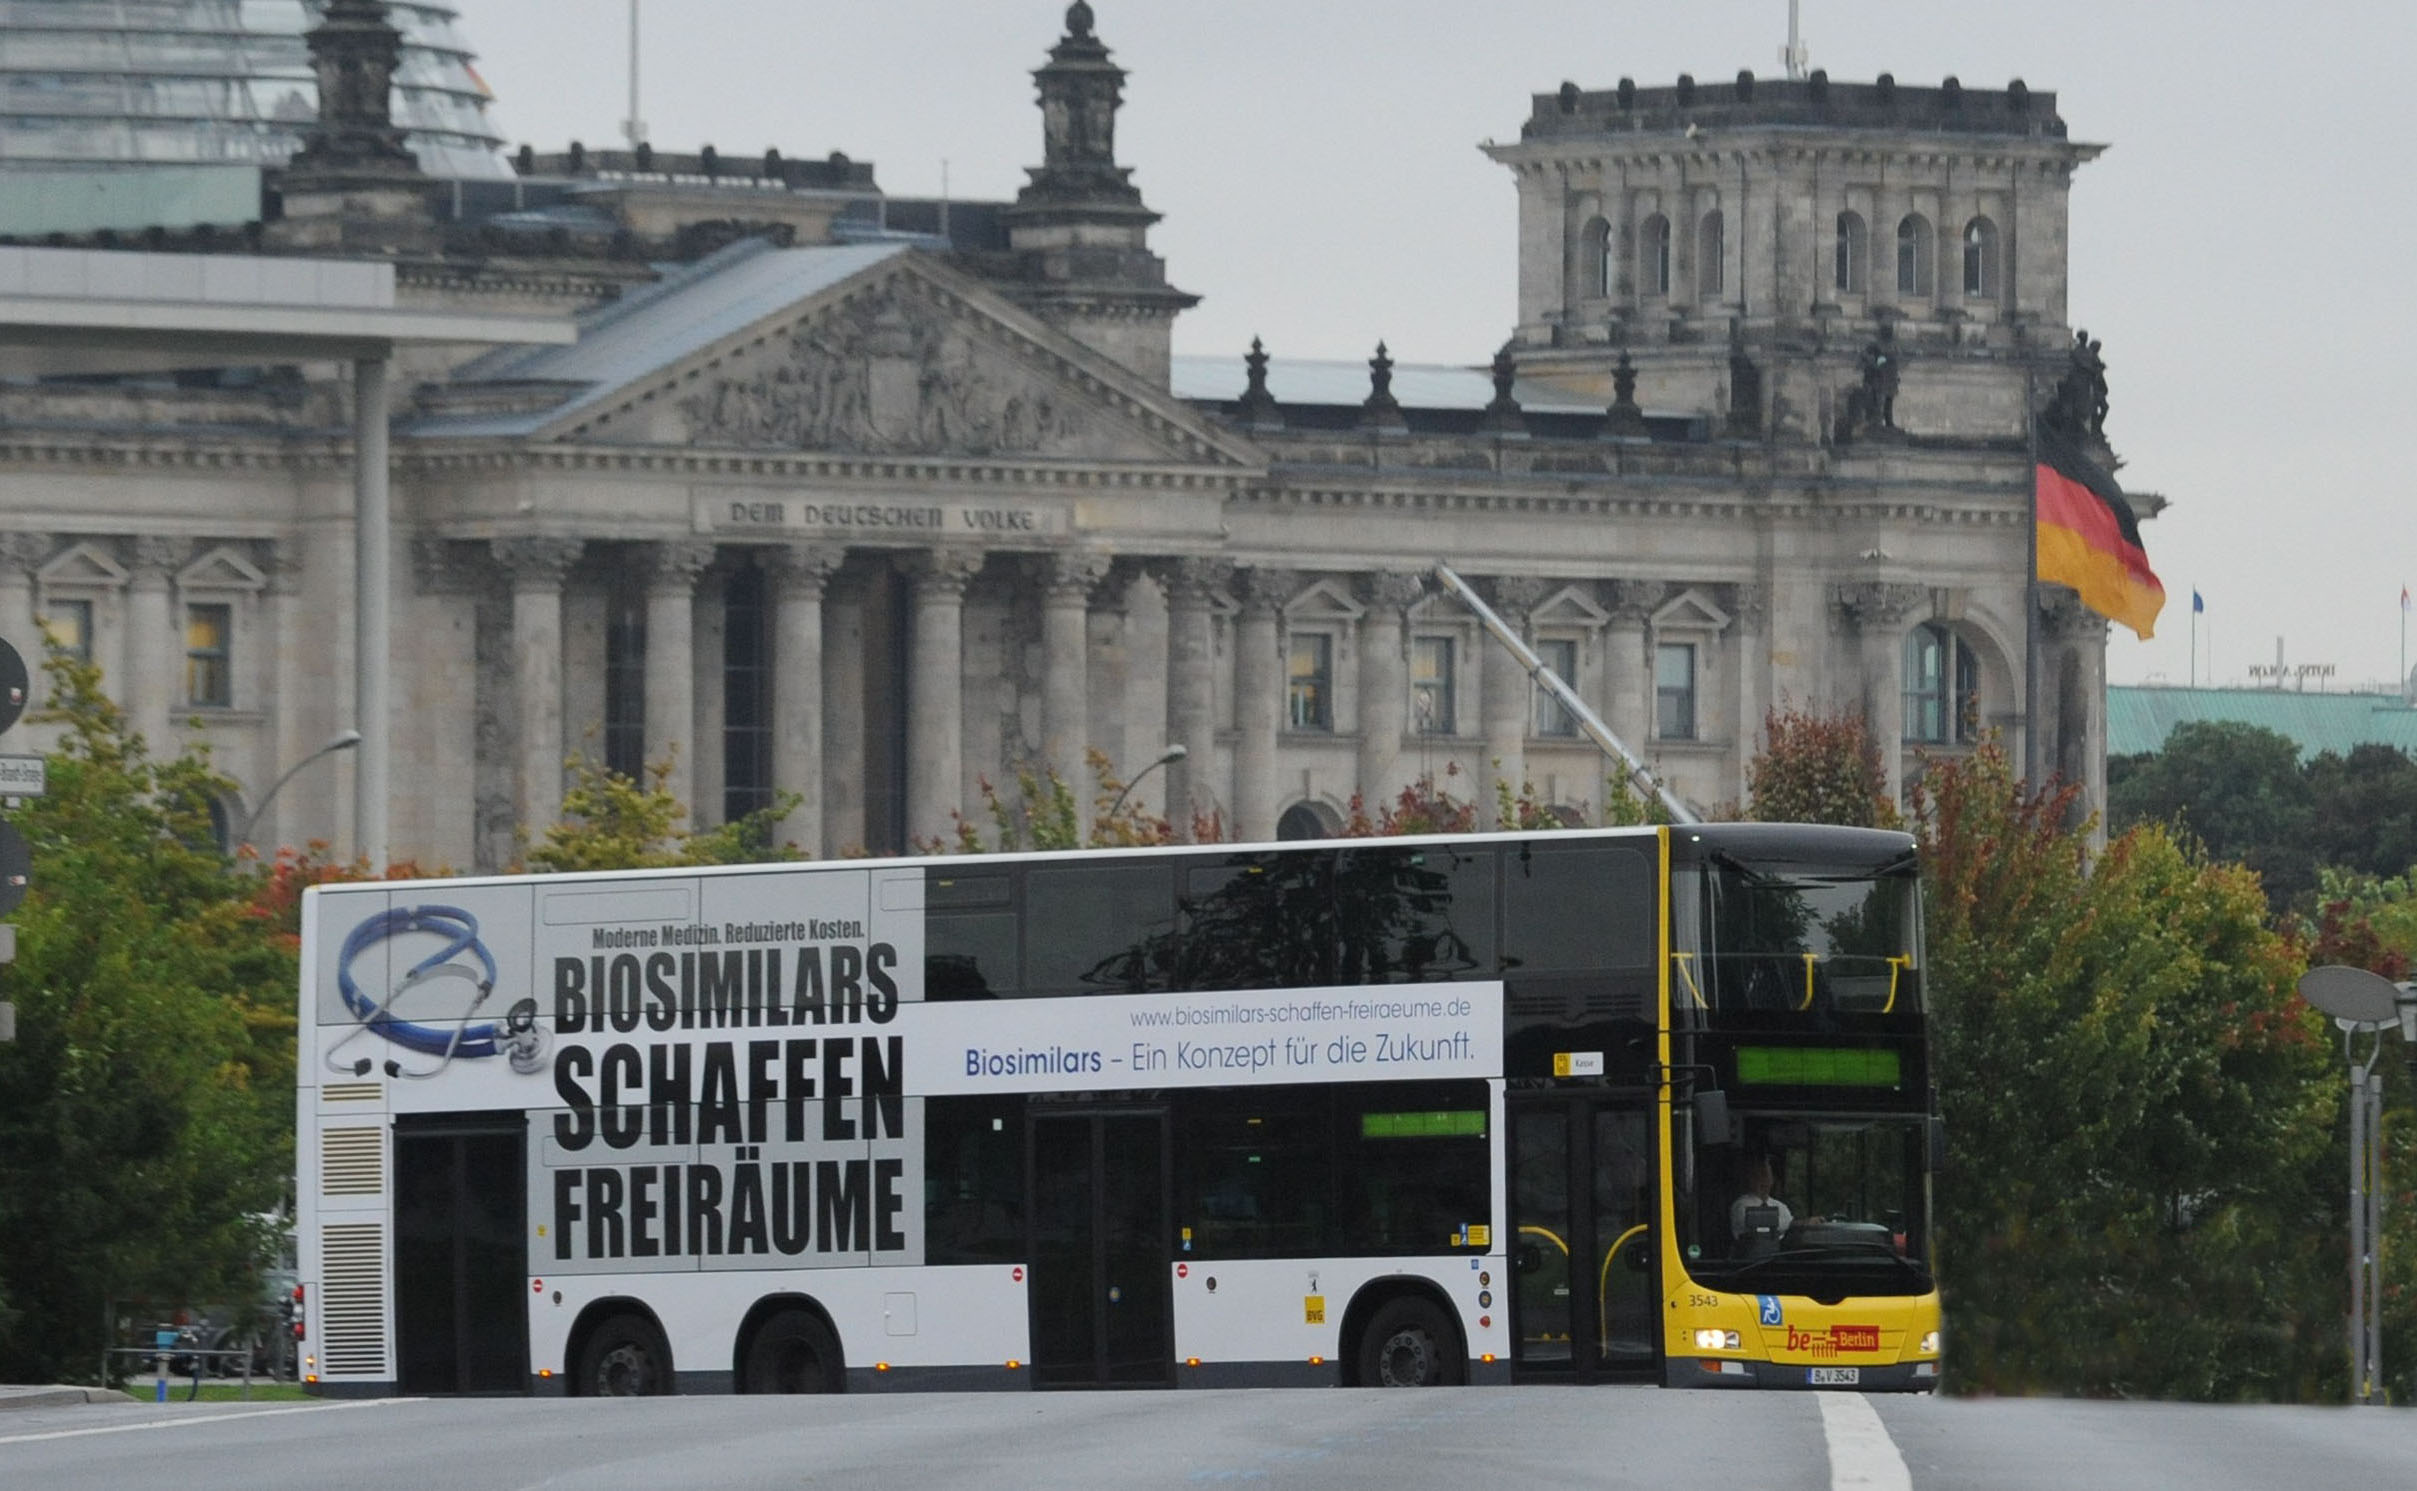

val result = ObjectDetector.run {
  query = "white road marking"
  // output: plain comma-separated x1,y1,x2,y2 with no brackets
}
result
1819,1392,1914,1491
0,1396,421,1446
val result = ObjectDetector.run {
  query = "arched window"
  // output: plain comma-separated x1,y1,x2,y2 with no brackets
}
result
1902,623,1980,744
1962,216,2000,299
1638,213,1671,297
1581,215,1613,299
1896,213,1935,296
1277,802,1337,841
1834,210,1868,295
1697,209,1725,299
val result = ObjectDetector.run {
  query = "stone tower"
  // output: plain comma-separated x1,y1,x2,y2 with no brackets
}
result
997,3,1197,387
271,0,438,254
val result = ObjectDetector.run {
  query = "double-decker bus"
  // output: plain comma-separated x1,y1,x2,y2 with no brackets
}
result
294,822,1939,1396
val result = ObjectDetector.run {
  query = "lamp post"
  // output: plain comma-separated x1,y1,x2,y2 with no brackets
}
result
232,728,363,854
1104,744,1186,828
2298,964,2417,1405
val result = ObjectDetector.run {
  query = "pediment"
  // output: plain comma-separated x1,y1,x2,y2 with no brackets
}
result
1283,577,1364,623
550,252,1258,470
1532,584,1610,630
1652,586,1732,633
38,540,125,588
177,544,267,593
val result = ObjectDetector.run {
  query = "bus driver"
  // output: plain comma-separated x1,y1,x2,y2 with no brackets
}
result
1730,1155,1794,1254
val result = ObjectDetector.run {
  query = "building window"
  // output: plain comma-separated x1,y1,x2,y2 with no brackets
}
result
1896,213,1935,296
1581,215,1613,298
1962,216,2000,299
1835,211,1868,295
1276,803,1335,841
1411,636,1457,735
1287,633,1333,732
1903,623,1981,744
1697,209,1724,299
184,602,231,708
1654,642,1696,741
1638,213,1671,297
723,566,772,826
40,599,92,662
603,586,646,779
1535,638,1580,737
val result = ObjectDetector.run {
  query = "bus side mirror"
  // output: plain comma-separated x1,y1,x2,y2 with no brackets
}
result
1695,1089,1734,1146
1928,1115,1948,1172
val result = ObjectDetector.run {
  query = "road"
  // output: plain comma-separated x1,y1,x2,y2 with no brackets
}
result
3,1388,2415,1490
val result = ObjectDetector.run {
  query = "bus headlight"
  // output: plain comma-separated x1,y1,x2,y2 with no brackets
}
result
1917,1331,1940,1356
1693,1329,1741,1351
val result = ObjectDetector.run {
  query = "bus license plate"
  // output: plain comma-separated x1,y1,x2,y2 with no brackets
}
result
1809,1367,1860,1386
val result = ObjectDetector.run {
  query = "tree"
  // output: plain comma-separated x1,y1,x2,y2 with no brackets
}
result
0,655,294,1382
1910,741,2342,1400
2107,721,2315,908
525,750,802,872
1747,702,1898,827
2304,744,2417,883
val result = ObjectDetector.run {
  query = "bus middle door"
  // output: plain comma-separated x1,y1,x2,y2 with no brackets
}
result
1507,1093,1656,1383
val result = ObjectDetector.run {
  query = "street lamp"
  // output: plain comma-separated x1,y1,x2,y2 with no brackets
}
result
231,728,363,854
1104,744,1187,824
2298,963,2417,1406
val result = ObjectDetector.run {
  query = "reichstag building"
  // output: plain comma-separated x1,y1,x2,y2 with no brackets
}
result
0,3,2125,867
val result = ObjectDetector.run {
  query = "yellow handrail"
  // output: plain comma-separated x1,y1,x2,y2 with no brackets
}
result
1672,952,1707,1009
1598,1224,1649,1349
1799,952,1819,1011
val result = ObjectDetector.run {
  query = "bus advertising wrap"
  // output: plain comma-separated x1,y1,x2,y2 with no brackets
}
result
306,867,1501,1279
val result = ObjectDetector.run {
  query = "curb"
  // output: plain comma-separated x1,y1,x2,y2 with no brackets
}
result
0,1385,142,1412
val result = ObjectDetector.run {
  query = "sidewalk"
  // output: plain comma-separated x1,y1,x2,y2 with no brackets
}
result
0,1384,139,1411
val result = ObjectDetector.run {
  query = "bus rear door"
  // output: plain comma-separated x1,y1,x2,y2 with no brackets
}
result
1027,1108,1175,1388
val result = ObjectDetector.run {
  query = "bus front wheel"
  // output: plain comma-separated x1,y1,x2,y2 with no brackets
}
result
578,1315,672,1397
1357,1298,1462,1388
741,1311,843,1394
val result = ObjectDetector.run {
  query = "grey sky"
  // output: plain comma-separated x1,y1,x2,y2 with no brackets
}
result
461,1,2417,695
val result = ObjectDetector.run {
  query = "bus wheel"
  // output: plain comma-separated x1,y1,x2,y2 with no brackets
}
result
742,1312,842,1394
1358,1298,1461,1388
579,1315,672,1397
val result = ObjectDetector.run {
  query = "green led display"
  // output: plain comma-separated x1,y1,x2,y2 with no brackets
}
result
1735,1047,1902,1088
1361,1110,1488,1139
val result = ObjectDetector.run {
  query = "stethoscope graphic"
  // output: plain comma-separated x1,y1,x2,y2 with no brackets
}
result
324,905,550,1080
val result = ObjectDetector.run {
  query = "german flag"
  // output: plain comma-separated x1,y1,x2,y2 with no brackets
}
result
2034,423,2164,639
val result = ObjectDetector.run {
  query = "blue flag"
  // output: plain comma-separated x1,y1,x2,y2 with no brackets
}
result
2192,590,2205,614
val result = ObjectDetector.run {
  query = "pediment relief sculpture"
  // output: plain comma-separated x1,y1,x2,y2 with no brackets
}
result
678,286,1162,462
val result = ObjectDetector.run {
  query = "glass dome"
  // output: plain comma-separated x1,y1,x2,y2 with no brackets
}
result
0,1,510,179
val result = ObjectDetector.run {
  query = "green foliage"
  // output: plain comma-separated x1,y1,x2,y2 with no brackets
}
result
0,654,294,1382
2106,721,2316,907
1910,740,2343,1400
2304,745,2417,883
525,750,802,873
927,751,1177,854
1342,765,1480,837
1747,702,1900,828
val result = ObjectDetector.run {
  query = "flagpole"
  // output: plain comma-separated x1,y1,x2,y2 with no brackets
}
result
2024,368,2041,785
2190,597,2197,690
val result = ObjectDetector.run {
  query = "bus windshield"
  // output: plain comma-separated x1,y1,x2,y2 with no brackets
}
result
1677,1112,1934,1298
1677,856,1921,1017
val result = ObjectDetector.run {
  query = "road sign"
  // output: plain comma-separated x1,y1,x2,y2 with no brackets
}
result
0,638,22,733
0,821,25,916
0,753,44,798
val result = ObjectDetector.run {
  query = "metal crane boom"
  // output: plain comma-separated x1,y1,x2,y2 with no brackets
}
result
1431,563,1699,825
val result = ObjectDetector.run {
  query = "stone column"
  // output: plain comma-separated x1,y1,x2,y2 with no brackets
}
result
1604,580,1662,756
0,534,43,748
820,572,868,857
2042,593,2111,835
1836,581,1923,804
1231,568,1294,842
1041,553,1113,792
408,539,478,869
125,535,182,749
644,539,717,823
1161,557,1230,837
1727,582,1770,804
761,544,843,855
1480,577,1548,826
493,537,583,835
906,548,984,848
1355,571,1425,808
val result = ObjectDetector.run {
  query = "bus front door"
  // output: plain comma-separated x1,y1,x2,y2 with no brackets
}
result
392,1111,530,1395
1507,1095,1656,1383
1027,1109,1174,1389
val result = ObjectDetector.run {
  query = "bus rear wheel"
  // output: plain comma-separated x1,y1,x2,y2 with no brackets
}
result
578,1315,672,1397
1358,1298,1462,1388
742,1312,842,1394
